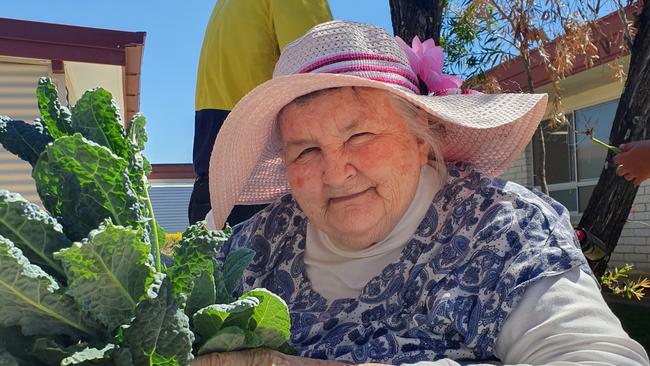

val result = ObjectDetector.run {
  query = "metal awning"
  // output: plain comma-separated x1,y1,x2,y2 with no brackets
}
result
0,17,146,124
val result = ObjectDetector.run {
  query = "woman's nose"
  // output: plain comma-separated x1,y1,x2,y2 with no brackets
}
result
321,150,355,186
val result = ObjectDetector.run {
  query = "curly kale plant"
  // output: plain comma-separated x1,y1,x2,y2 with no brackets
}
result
0,78,290,366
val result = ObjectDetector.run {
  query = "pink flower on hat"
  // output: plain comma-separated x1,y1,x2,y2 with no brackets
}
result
395,35,463,95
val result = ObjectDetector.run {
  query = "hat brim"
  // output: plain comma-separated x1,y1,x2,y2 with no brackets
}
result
209,73,547,228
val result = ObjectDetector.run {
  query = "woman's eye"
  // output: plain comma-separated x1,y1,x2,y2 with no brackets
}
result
349,132,372,142
296,147,319,160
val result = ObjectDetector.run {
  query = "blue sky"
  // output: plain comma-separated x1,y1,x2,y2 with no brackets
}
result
2,0,393,163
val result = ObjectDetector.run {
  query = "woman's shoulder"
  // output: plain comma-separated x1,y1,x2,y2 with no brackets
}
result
225,194,305,252
433,162,588,273
440,162,570,227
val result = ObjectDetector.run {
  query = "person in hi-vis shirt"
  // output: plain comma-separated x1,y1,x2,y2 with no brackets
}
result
190,0,332,226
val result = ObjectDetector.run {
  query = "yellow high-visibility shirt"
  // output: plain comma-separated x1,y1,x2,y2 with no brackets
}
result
195,0,332,111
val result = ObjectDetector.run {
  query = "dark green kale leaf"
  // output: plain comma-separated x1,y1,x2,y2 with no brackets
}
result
70,88,130,160
122,274,194,366
0,190,70,278
222,248,255,297
54,220,154,332
33,134,142,242
0,117,53,166
126,114,147,154
31,338,115,366
0,236,98,338
36,78,73,139
167,222,227,314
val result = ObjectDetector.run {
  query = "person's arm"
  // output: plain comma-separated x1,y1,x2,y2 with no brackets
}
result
270,0,333,51
402,268,648,366
493,268,648,365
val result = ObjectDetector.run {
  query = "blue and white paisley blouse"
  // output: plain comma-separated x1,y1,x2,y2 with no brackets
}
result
217,162,591,364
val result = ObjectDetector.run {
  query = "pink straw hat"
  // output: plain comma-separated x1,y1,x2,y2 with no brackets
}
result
209,20,547,228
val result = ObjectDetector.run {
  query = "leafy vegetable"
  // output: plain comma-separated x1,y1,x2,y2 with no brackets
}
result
0,236,96,338
193,289,290,355
60,344,115,366
193,297,259,344
36,78,73,139
122,274,193,366
198,327,254,354
243,289,291,349
0,117,52,166
168,223,222,315
70,88,129,160
126,114,147,154
0,327,37,366
33,134,142,242
222,248,255,296
30,339,115,366
0,78,291,365
0,190,70,277
0,349,19,366
54,221,154,332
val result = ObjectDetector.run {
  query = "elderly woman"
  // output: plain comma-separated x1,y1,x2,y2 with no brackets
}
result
198,21,649,366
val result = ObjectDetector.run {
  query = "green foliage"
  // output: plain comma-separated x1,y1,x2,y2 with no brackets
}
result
0,78,290,365
70,88,129,160
0,327,41,365
193,289,290,355
36,78,73,139
222,248,255,296
0,236,96,338
126,114,147,154
60,344,116,366
601,264,650,301
54,221,154,332
28,339,117,366
0,117,52,166
439,1,502,79
0,190,70,277
33,134,142,242
193,297,259,343
0,350,19,366
122,274,194,366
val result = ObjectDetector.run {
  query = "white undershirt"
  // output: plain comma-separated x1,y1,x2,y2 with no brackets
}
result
304,164,438,300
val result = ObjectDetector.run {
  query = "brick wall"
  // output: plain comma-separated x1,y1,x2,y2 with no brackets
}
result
609,181,650,274
499,144,532,187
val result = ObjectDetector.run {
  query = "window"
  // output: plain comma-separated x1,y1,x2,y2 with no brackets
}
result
532,99,619,213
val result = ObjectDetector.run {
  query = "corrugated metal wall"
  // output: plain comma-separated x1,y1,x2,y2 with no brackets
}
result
0,60,50,204
149,182,193,234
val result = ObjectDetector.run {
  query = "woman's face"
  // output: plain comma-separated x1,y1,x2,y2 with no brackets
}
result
278,87,429,251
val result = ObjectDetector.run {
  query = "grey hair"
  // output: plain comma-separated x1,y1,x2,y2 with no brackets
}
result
385,91,448,189
278,87,448,188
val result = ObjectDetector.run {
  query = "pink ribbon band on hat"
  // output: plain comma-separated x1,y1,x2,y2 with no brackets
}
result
297,52,421,94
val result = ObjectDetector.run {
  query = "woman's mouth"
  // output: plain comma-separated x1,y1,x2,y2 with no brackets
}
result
329,188,372,205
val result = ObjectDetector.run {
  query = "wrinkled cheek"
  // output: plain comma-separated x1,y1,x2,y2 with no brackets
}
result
289,175,306,190
357,142,418,175
287,165,317,192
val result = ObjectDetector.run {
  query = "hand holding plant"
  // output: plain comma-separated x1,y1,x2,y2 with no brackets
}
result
613,140,650,186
